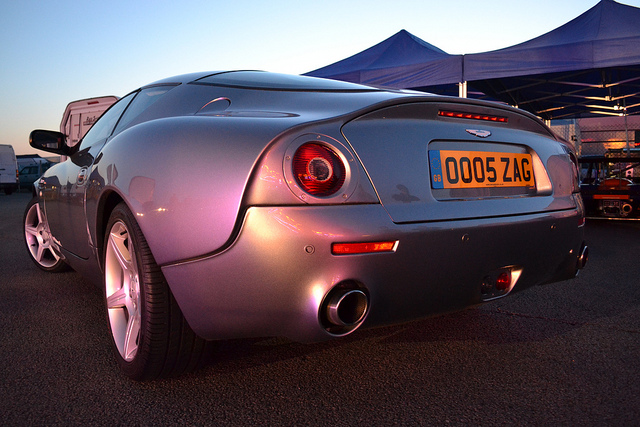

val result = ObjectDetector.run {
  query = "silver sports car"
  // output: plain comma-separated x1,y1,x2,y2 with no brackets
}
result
25,71,588,380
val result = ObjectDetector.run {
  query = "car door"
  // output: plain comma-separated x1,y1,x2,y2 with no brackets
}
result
42,92,136,259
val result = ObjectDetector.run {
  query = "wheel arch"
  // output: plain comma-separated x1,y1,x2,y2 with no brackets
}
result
95,189,126,270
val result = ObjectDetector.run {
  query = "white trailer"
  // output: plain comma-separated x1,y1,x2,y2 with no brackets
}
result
60,96,118,148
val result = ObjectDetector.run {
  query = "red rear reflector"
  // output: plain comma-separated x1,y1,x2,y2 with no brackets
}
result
439,110,508,123
332,241,397,255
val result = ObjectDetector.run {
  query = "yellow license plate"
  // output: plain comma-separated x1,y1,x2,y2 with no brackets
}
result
429,150,535,189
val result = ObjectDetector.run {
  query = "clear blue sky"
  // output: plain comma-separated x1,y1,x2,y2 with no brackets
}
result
3,0,639,155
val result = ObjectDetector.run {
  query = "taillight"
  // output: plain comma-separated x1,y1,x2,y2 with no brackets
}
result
293,143,345,197
438,110,508,123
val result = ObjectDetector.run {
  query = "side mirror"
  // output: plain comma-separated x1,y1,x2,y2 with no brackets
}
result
29,130,72,155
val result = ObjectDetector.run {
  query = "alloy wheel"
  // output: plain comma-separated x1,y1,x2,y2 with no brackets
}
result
24,200,63,269
105,220,141,362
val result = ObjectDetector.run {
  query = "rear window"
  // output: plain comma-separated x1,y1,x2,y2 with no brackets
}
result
192,71,378,92
113,85,175,135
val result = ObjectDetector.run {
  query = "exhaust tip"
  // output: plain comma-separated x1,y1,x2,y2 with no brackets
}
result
320,282,369,335
327,289,368,326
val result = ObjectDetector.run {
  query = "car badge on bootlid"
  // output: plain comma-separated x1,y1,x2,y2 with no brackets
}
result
466,129,491,138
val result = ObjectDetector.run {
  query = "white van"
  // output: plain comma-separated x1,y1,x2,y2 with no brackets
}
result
0,144,19,195
60,96,118,147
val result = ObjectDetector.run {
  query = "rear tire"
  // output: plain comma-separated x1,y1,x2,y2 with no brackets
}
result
104,202,213,380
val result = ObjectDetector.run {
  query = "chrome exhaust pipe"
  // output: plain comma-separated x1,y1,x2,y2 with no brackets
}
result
622,203,632,216
325,289,368,327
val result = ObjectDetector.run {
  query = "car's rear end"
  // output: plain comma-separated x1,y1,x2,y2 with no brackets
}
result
338,99,587,311
161,93,587,344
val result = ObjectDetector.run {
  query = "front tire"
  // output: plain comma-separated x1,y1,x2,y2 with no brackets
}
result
104,202,213,380
24,197,67,272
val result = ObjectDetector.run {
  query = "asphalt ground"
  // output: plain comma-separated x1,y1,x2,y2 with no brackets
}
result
1,191,639,426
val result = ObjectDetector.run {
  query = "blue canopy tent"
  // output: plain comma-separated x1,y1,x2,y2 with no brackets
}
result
464,0,640,119
305,30,463,95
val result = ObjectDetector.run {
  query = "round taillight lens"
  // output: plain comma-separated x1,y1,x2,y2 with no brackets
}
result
293,143,346,197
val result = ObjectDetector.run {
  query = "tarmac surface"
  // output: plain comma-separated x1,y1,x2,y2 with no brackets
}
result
1,191,639,425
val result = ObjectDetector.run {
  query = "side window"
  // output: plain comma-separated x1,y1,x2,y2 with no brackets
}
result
79,92,136,151
112,85,174,135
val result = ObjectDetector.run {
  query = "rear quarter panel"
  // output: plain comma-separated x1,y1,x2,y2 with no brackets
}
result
87,115,304,265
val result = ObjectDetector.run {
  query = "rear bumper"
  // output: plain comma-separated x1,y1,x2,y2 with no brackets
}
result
162,204,585,343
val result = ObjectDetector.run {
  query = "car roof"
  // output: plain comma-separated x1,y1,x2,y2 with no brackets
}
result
145,71,380,93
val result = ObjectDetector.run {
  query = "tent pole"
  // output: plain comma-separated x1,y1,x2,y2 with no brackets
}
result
458,81,467,98
624,112,629,155
623,98,630,155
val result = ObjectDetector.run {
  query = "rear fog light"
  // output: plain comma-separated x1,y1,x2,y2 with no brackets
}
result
496,272,511,291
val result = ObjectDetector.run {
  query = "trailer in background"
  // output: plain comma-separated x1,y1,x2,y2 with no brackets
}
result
60,96,118,148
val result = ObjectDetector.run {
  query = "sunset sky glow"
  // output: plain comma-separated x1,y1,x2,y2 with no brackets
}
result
3,0,639,155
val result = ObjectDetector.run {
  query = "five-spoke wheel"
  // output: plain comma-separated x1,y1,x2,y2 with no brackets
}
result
105,219,142,362
104,202,213,380
24,197,66,272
